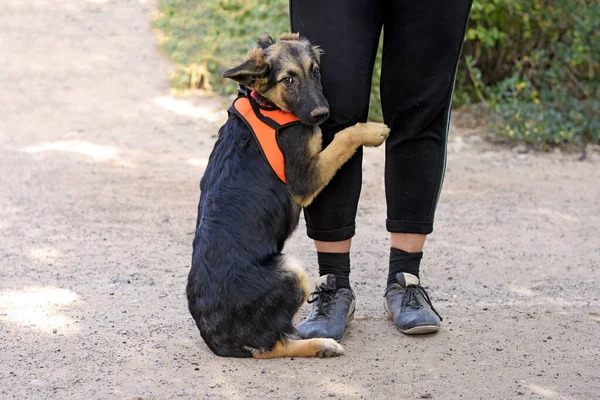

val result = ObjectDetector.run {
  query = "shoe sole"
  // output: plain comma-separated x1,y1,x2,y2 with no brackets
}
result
398,325,440,335
346,305,355,325
384,302,440,335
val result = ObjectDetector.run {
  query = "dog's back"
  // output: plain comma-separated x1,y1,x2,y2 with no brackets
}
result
187,116,304,357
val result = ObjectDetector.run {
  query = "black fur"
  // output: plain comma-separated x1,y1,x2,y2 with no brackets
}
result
186,34,374,358
257,36,275,49
187,116,307,357
278,124,322,199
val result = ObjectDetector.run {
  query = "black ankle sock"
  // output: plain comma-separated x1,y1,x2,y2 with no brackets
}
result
388,247,423,286
317,252,351,289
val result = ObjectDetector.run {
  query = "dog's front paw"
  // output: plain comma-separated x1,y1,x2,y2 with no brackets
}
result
357,122,390,147
315,339,344,358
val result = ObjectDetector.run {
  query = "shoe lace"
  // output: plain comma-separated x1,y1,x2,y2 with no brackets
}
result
402,284,443,321
307,283,336,315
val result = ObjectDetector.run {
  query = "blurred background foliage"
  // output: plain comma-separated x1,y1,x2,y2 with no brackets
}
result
154,0,599,149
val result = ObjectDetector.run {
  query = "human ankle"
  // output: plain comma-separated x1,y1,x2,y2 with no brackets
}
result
317,252,351,289
387,247,422,286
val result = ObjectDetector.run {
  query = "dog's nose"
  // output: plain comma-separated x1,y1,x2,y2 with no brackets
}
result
310,108,330,123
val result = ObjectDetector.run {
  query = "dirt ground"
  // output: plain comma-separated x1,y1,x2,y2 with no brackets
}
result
1,1,599,399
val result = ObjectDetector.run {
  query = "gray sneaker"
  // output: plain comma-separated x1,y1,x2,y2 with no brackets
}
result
384,272,442,334
297,275,355,341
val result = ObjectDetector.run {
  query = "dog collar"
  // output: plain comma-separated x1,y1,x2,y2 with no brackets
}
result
250,90,278,110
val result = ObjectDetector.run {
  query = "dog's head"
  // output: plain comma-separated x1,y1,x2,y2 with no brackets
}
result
223,33,329,126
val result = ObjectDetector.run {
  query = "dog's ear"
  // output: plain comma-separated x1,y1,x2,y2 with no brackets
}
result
257,35,275,49
222,47,270,86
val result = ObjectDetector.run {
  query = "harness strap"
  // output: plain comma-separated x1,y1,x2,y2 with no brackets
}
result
231,97,300,184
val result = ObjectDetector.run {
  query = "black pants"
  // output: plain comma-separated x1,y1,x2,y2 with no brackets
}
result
290,0,472,241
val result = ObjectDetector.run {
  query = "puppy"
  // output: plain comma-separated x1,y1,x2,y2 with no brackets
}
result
187,33,389,358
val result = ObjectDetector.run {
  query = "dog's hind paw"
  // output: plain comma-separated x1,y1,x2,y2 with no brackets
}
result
356,122,390,147
315,339,344,358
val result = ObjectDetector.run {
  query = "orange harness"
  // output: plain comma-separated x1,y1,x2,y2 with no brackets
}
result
230,96,300,184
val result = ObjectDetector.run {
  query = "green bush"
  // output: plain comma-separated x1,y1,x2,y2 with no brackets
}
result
460,0,600,147
154,0,600,147
154,0,289,93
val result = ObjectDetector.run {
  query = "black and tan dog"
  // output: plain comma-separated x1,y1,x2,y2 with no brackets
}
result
187,33,389,358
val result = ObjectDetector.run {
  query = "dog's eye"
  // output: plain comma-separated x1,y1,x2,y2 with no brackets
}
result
283,77,293,85
313,68,320,77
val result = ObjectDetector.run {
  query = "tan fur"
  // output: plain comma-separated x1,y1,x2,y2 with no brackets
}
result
303,59,314,77
311,46,323,61
315,122,389,186
242,48,268,92
252,338,344,359
280,256,311,302
263,85,289,111
253,79,268,93
278,256,311,322
247,46,265,62
264,43,282,62
293,122,390,207
275,66,304,82
279,32,300,41
307,129,323,156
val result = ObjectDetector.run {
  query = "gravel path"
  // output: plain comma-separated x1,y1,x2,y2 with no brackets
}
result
1,1,599,399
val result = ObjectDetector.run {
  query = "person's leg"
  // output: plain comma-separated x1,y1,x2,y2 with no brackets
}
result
381,0,473,334
290,0,383,340
292,0,383,245
390,233,426,253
